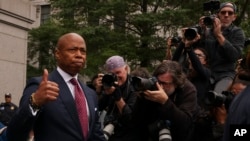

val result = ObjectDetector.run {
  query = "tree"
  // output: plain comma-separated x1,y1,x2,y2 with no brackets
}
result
27,0,250,78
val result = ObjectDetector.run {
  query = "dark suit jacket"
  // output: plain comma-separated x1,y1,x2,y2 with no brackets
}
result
7,70,105,141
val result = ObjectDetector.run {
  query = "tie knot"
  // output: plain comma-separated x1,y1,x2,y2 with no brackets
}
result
70,78,78,86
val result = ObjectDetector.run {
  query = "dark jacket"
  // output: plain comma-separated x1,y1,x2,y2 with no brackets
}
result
7,70,105,141
222,85,250,141
0,102,18,126
201,24,245,82
173,42,211,106
131,80,197,141
98,75,137,141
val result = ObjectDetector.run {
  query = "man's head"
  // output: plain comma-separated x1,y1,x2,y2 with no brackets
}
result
5,93,11,103
217,2,237,27
153,60,186,96
55,33,87,76
105,55,128,86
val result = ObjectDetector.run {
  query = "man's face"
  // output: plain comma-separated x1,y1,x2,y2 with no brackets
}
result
5,96,11,103
218,6,236,27
157,72,176,96
55,35,86,76
109,66,128,86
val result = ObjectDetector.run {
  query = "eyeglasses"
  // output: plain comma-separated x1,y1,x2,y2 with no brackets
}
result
220,11,234,16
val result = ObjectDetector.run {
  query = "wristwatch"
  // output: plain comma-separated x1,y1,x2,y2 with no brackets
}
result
29,93,41,111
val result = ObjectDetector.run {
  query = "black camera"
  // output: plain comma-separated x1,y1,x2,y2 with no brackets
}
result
245,38,250,47
203,0,220,12
205,90,235,109
102,73,117,88
131,76,158,91
184,26,201,41
171,36,181,46
203,15,217,26
203,1,220,26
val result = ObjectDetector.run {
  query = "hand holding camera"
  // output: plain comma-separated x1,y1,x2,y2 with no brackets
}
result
143,82,168,105
101,73,122,101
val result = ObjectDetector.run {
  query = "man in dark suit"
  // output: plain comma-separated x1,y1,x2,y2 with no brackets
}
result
6,33,105,141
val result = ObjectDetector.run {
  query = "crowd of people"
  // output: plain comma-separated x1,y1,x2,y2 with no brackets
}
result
0,1,249,141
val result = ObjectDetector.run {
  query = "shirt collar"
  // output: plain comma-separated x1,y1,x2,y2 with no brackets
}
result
57,67,78,82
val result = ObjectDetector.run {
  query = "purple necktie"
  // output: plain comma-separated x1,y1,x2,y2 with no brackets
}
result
70,78,88,139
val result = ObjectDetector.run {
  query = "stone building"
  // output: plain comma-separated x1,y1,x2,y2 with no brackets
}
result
0,0,48,105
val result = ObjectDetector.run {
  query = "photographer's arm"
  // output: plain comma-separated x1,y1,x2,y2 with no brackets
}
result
213,18,225,46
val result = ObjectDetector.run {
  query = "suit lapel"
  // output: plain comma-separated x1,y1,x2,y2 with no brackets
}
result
50,70,83,132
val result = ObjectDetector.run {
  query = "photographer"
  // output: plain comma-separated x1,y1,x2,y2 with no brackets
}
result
97,55,137,141
199,2,245,94
132,60,198,141
222,50,250,141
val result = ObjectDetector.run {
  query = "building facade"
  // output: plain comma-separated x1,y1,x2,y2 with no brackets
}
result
0,0,36,105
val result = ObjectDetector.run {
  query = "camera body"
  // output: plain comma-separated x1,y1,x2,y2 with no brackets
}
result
171,36,181,46
203,0,220,12
203,0,220,26
102,73,117,88
205,90,235,109
184,26,202,41
131,76,158,91
203,15,217,26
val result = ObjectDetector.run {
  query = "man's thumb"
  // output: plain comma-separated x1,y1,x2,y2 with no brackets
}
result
42,69,48,82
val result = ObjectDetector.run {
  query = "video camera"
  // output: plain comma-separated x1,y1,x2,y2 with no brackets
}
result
131,76,158,91
101,73,117,88
205,90,235,110
203,0,220,26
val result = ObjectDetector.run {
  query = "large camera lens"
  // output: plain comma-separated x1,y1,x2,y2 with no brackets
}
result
132,76,158,91
103,123,115,140
206,91,226,106
102,74,117,88
159,128,172,141
205,91,235,108
184,28,198,41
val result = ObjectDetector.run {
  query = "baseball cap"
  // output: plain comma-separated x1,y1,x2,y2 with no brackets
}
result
219,2,237,13
5,93,11,97
105,55,126,71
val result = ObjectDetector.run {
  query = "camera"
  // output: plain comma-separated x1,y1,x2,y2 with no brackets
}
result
171,36,181,46
245,38,250,47
131,76,158,91
103,123,115,141
102,73,117,88
184,26,201,41
149,120,172,141
203,15,217,26
203,0,220,12
203,1,220,26
205,90,235,109
103,115,116,141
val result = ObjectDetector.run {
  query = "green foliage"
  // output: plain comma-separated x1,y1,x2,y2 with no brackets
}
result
27,0,250,78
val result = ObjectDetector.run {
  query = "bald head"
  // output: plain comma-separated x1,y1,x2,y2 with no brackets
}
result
56,33,85,50
55,32,87,76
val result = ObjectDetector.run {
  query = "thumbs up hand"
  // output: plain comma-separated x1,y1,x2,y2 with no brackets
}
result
32,69,59,106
